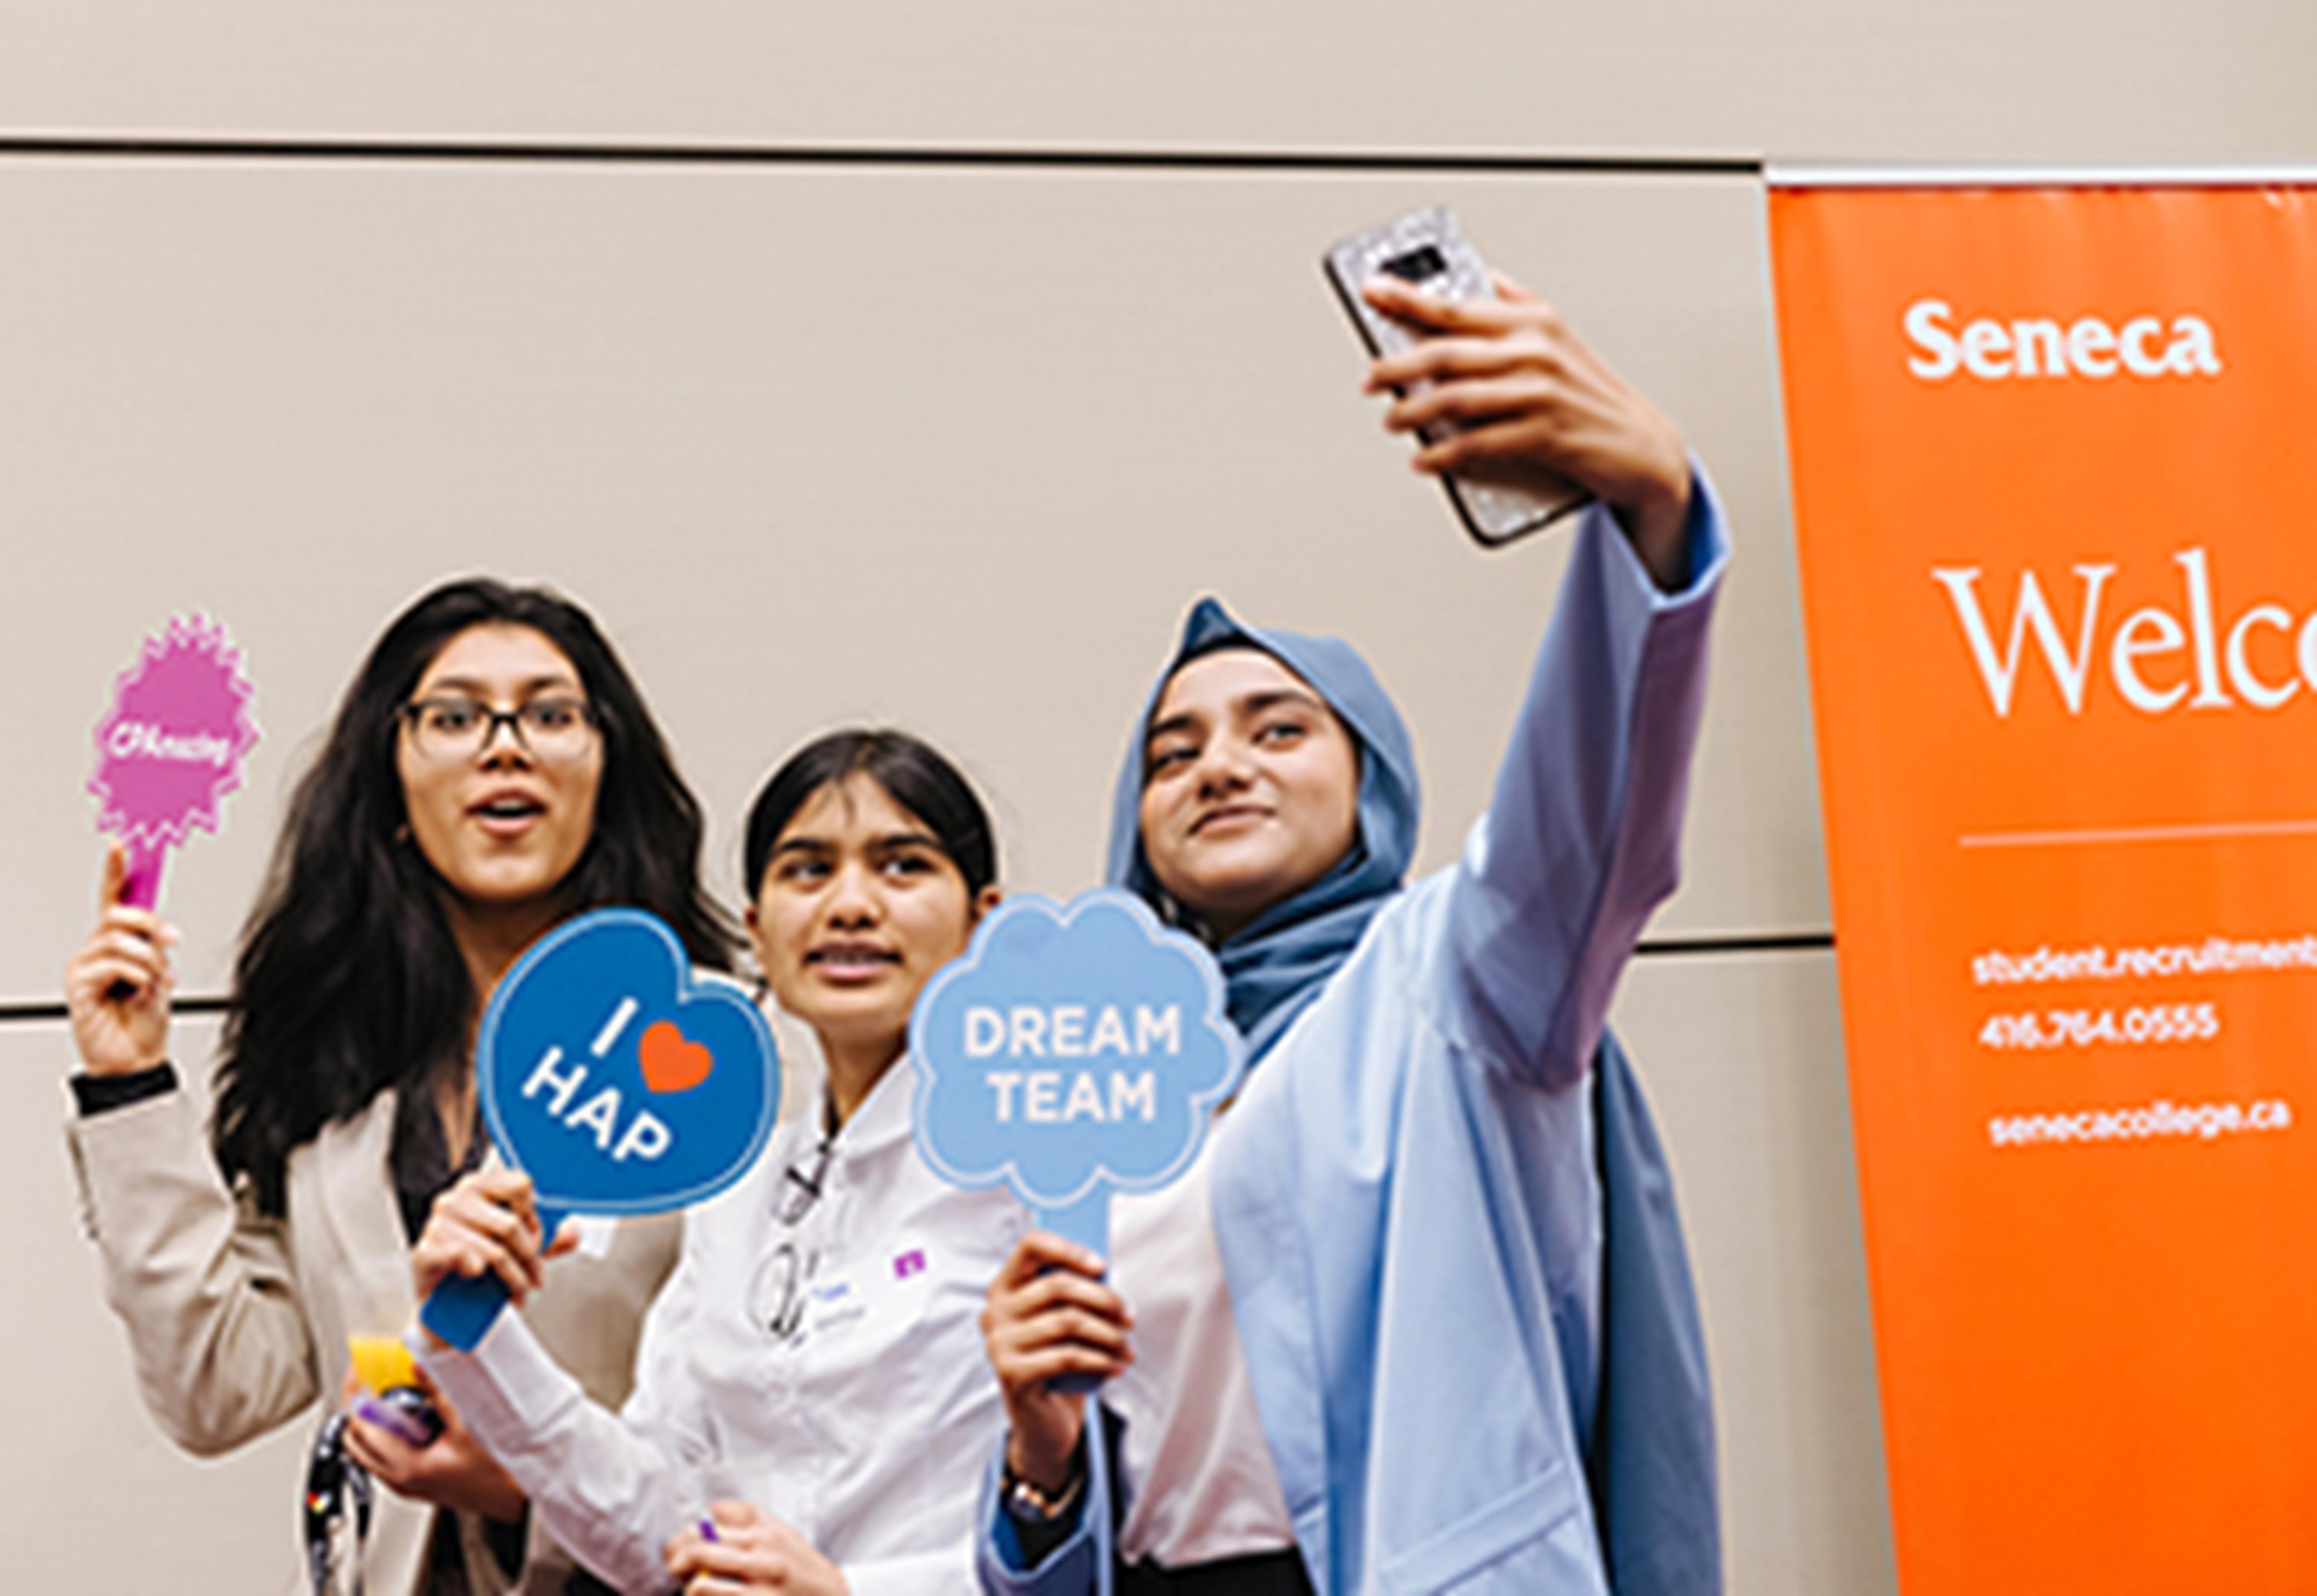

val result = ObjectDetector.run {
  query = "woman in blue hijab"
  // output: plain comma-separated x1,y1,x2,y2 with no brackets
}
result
977,270,1727,1596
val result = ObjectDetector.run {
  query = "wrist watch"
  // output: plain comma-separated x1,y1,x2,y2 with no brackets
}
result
1002,1457,1086,1527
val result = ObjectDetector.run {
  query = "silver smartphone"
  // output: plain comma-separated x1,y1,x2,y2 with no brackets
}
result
1323,206,1591,548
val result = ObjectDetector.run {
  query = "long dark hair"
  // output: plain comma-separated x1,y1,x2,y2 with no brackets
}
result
743,729,999,901
212,577,740,1216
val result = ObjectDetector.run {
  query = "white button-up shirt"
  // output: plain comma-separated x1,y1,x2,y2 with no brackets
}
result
428,1055,1026,1595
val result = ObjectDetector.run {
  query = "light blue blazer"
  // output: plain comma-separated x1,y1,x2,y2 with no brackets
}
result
984,487,1727,1596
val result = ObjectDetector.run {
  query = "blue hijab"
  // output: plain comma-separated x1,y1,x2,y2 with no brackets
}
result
1105,596,1420,1066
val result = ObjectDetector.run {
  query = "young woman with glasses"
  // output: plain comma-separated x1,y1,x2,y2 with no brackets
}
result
413,729,1026,1596
63,578,737,1594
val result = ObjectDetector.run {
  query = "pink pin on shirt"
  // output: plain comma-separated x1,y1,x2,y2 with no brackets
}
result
88,616,259,908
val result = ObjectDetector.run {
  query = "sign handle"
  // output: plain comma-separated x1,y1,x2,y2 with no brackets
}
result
104,836,174,999
120,835,169,911
1033,1189,1113,1394
419,1204,567,1352
1032,1188,1111,1263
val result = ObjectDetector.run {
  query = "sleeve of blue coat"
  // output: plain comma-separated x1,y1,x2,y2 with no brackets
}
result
1435,465,1727,1088
975,1413,1116,1596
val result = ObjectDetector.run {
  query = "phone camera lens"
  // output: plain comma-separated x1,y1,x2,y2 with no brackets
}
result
1380,246,1448,284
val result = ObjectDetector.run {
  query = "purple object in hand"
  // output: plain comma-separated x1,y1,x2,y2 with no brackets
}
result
88,616,259,909
355,1386,445,1449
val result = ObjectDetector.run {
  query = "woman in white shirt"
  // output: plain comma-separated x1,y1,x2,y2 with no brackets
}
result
415,728,1026,1595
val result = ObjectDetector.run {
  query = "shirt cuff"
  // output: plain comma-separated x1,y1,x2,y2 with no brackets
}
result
415,1302,577,1445
1597,456,1731,608
69,1061,179,1117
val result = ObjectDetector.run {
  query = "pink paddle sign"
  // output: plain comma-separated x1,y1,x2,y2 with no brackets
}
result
87,617,260,909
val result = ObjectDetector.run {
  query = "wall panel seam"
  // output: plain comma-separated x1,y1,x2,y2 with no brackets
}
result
0,935,1837,1026
0,135,1762,177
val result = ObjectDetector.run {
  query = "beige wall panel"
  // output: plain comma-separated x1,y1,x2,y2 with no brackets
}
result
0,161,1822,1004
4,2,2316,163
0,1015,307,1592
1607,949,1892,1596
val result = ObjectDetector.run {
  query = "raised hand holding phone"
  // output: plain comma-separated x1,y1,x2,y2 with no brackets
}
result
1364,267,1692,584
1326,206,1592,547
1326,206,1692,581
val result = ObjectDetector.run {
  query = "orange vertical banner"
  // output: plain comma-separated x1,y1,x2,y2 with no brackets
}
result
1769,178,2317,1593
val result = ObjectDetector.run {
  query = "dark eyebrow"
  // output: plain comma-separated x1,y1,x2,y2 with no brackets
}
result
770,830,947,858
419,673,581,699
1240,688,1326,717
1144,688,1326,758
1145,711,1201,748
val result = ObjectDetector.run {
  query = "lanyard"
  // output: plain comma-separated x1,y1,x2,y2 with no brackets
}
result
302,1410,373,1596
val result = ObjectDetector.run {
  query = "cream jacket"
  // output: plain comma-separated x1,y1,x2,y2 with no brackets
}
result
66,1080,678,1595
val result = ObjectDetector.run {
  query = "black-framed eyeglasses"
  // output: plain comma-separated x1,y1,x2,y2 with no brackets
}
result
759,1136,834,1342
396,694,599,765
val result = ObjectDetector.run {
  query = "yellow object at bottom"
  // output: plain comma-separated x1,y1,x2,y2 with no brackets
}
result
347,1334,418,1395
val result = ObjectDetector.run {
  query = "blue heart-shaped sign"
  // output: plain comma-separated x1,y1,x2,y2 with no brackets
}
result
479,908,780,1213
423,909,779,1350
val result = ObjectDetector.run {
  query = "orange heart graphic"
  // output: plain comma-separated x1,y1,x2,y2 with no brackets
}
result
638,1020,715,1095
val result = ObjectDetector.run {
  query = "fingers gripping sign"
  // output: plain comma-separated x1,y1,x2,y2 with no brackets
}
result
913,890,1241,1388
412,1167,580,1311
982,1229,1135,1487
65,842,183,1075
420,910,781,1350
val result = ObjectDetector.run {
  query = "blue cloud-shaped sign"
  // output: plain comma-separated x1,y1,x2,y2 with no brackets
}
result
478,909,780,1215
912,890,1241,1258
